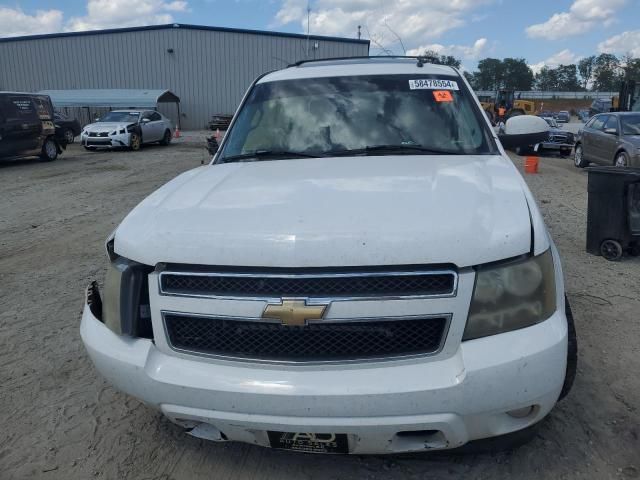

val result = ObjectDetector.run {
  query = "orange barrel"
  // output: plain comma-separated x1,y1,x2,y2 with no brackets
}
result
524,156,539,174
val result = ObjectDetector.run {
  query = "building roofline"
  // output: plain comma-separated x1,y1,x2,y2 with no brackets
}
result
0,23,370,45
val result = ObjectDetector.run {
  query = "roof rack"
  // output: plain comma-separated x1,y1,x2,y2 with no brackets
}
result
287,55,442,69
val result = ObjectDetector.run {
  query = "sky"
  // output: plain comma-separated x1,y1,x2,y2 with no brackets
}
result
1,0,639,72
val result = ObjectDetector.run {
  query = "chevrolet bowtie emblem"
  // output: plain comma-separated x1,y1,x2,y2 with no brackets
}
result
262,299,328,327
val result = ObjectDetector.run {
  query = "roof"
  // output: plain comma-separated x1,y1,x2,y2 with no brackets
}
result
37,89,180,108
260,57,458,83
0,23,370,46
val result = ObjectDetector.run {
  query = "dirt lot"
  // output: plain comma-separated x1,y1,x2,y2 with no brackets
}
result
1,142,639,480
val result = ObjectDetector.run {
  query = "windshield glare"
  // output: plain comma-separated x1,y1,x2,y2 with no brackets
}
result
621,115,640,135
99,112,140,123
220,75,496,160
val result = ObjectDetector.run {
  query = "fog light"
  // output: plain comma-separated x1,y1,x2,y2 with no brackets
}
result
506,406,536,418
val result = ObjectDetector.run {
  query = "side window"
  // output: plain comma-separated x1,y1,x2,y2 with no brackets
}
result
604,116,618,131
149,112,161,121
590,116,606,131
7,96,37,121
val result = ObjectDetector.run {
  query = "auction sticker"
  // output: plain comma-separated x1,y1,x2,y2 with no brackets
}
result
408,79,459,90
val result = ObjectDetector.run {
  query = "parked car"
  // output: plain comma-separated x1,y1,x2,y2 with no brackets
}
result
80,110,172,151
556,111,570,123
208,113,233,131
538,117,574,157
54,111,81,144
0,91,66,162
578,109,590,123
589,98,612,117
81,58,576,455
575,112,640,168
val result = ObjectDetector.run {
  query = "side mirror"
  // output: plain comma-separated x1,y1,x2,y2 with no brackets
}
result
604,128,618,135
497,115,550,151
141,118,151,123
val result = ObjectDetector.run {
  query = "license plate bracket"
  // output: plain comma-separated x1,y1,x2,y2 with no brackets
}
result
267,431,349,454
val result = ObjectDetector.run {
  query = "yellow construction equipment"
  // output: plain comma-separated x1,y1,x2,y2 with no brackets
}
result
479,90,536,123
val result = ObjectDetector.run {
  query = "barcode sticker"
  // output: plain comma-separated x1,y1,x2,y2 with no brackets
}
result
409,79,459,90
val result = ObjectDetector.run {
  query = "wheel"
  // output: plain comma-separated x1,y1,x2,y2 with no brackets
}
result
160,129,172,146
83,146,96,151
574,144,588,168
40,137,58,161
129,132,142,151
614,151,629,167
559,296,578,401
63,128,75,144
600,239,623,261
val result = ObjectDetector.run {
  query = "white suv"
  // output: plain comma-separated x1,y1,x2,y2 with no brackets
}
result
81,58,576,454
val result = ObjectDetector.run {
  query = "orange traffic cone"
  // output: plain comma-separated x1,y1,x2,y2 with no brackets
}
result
174,126,181,138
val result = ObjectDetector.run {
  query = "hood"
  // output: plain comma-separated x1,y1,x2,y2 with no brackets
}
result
115,155,534,268
84,122,131,132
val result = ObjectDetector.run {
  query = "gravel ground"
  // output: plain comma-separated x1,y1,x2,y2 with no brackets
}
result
1,143,639,480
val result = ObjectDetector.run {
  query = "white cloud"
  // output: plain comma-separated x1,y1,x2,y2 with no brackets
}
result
406,38,489,61
598,30,640,57
275,0,495,54
529,49,580,74
526,0,626,40
0,6,63,37
65,0,188,32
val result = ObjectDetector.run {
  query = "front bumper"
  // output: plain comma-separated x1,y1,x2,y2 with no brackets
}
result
81,298,568,454
538,142,574,151
81,132,130,148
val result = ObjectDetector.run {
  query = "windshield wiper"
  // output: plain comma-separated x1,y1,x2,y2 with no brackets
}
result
221,150,323,163
324,144,459,156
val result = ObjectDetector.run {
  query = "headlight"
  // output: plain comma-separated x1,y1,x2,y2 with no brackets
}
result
102,236,153,337
463,249,556,341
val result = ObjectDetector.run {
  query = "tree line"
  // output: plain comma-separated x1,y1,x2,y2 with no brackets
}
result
420,50,640,92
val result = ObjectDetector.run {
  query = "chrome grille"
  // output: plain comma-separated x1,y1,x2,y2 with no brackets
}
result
164,313,449,362
159,269,456,300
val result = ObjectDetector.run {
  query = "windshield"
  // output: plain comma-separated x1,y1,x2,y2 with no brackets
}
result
219,75,496,161
98,111,140,123
621,115,640,135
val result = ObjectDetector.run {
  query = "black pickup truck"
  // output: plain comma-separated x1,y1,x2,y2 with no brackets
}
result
0,92,67,162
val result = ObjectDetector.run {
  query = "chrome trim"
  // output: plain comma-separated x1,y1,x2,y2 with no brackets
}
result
157,269,459,302
161,311,452,366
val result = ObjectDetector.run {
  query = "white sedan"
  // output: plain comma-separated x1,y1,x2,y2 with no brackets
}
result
81,110,173,151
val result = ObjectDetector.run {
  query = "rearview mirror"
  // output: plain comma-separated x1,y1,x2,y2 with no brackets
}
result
497,115,550,151
604,128,618,135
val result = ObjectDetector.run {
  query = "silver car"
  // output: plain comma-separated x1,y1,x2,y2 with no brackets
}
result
81,110,173,151
574,112,640,168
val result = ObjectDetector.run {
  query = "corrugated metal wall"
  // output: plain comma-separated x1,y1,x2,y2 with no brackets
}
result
0,26,369,129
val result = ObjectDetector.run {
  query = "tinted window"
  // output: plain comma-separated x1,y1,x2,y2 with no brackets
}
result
621,114,640,135
221,75,496,159
590,116,606,130
99,111,140,122
6,96,37,121
149,112,161,121
604,116,618,131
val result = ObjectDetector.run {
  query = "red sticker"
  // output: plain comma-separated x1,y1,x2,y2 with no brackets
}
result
433,90,454,102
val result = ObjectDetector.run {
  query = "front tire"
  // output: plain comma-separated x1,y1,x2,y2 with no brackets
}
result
559,296,578,400
63,128,75,144
614,151,629,167
574,144,588,168
160,129,172,146
129,132,142,151
40,138,58,162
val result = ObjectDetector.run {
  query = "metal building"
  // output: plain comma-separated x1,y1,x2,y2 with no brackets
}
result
0,24,369,129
